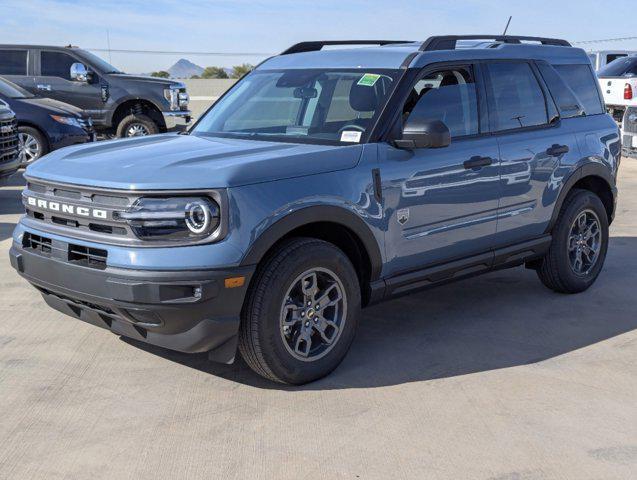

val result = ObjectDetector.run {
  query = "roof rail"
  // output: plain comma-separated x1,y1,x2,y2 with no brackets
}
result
420,35,571,51
281,40,413,55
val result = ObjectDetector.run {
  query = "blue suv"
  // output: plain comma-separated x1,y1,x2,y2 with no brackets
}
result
10,36,620,384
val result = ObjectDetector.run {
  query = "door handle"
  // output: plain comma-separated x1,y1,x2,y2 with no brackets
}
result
36,84,51,91
546,144,569,156
464,156,494,169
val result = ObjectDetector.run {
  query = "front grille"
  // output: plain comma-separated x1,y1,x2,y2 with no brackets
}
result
0,117,19,165
23,233,52,255
68,244,108,270
23,180,140,244
23,232,108,270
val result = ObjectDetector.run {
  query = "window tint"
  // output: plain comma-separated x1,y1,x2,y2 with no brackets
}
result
554,64,604,115
607,53,628,64
537,63,583,118
404,68,479,138
485,62,547,131
0,50,28,75
41,51,77,80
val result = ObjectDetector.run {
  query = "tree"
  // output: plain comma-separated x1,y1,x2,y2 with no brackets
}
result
150,70,170,78
190,74,201,79
231,64,254,78
201,67,229,79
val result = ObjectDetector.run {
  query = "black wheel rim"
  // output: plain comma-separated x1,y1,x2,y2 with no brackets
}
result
567,209,602,275
280,267,347,362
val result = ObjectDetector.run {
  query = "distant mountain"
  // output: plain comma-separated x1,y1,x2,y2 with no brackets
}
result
167,59,204,78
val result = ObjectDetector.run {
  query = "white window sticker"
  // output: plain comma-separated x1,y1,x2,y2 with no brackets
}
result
340,130,362,143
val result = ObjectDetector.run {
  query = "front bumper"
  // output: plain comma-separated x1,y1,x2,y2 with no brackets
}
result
162,111,192,132
0,156,20,181
10,242,254,363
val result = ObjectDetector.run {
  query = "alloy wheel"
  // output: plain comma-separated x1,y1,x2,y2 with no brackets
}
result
280,267,347,362
567,209,602,275
18,132,41,164
126,123,150,137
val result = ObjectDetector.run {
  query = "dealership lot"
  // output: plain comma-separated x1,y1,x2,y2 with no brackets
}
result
0,163,635,479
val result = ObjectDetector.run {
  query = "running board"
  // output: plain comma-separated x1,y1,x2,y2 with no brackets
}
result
369,236,551,303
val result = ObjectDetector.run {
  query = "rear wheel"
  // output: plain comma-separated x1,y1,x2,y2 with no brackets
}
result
239,238,361,385
537,189,609,293
115,114,158,138
18,126,48,165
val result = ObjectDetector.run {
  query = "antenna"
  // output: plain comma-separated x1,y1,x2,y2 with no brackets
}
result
106,29,112,63
503,16,512,35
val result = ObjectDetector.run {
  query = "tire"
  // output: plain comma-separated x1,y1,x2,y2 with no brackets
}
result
537,189,609,294
115,114,158,138
18,126,48,166
239,238,361,385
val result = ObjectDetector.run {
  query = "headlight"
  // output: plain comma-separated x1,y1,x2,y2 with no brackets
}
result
178,92,189,107
117,197,220,242
50,115,82,128
163,87,188,111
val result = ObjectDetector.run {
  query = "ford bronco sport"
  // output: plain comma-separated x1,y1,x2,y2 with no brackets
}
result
10,36,619,384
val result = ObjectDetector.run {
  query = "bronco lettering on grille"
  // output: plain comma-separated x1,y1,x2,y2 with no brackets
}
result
26,197,108,219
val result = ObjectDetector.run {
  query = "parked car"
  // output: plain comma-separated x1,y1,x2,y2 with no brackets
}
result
597,56,637,123
0,77,94,165
0,101,20,181
0,45,191,138
10,35,619,385
587,50,637,71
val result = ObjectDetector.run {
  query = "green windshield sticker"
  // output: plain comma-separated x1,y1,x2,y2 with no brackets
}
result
357,73,381,87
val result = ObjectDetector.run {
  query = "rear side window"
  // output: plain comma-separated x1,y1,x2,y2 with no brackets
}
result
41,51,77,80
484,62,548,131
537,63,583,118
597,57,637,77
553,65,604,115
0,50,28,75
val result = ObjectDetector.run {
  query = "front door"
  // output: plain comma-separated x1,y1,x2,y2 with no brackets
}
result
34,50,103,112
381,65,501,277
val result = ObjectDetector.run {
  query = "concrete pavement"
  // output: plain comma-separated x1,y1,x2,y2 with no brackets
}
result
0,162,636,479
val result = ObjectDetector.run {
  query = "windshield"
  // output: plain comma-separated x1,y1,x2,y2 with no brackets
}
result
598,56,637,77
79,50,123,74
0,77,34,98
193,69,399,145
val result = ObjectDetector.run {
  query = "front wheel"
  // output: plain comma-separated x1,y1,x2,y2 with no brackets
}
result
537,189,609,293
115,114,159,138
18,126,48,166
239,238,361,384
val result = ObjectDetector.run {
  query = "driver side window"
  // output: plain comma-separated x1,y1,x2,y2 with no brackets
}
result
403,67,479,138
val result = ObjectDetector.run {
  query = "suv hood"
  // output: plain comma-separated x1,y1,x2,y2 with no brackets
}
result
108,73,182,87
12,97,83,116
26,133,363,190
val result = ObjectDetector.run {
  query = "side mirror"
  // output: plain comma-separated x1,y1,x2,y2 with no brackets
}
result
70,63,90,82
394,118,451,149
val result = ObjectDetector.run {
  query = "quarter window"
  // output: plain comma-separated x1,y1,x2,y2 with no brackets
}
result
0,50,28,75
41,51,77,80
553,64,604,115
404,67,479,138
484,62,548,131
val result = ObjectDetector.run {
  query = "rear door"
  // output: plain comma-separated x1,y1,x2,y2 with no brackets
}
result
0,48,34,90
483,60,580,246
34,50,103,111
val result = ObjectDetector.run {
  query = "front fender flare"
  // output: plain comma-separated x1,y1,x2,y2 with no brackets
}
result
240,205,383,281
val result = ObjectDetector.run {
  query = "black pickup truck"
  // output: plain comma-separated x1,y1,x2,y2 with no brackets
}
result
0,102,20,181
0,45,191,137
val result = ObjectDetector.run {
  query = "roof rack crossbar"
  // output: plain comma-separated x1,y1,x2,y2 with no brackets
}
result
281,40,414,55
420,35,571,51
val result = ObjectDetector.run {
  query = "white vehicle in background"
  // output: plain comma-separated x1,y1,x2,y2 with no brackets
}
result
597,56,637,124
621,107,637,157
588,50,637,71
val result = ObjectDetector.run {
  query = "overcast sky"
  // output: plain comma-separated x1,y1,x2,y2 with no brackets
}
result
1,0,636,73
